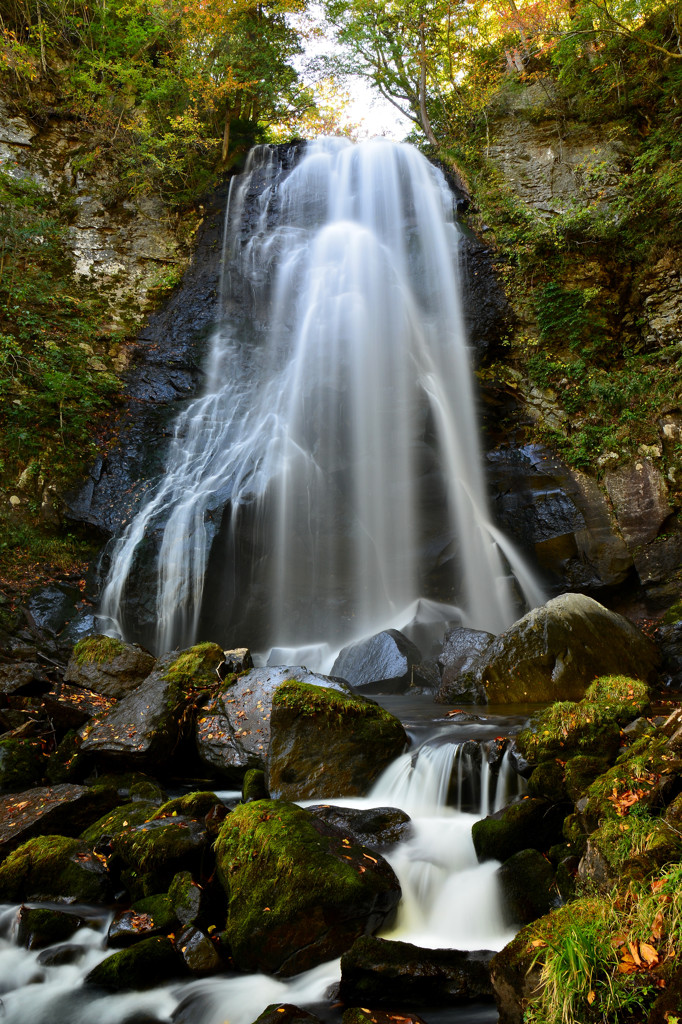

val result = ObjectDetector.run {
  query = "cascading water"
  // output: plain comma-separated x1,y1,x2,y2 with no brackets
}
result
100,137,544,662
0,736,521,1024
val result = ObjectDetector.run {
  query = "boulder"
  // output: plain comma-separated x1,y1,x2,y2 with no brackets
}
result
85,936,184,990
338,935,494,1006
80,800,160,845
108,893,178,947
267,681,407,799
489,925,543,1024
472,798,567,863
308,806,412,849
213,799,401,976
343,1012,427,1024
497,849,555,925
331,630,422,693
40,683,116,730
604,459,670,550
0,835,111,902
195,665,349,782
17,905,87,949
79,642,224,769
252,1006,323,1024
111,816,209,898
435,628,494,704
175,924,222,975
0,738,45,793
473,594,659,703
65,635,156,698
0,783,118,857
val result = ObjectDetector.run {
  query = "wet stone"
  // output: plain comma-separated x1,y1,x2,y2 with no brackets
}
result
175,925,222,975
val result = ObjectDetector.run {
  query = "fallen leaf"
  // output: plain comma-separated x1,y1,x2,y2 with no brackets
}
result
587,990,596,1005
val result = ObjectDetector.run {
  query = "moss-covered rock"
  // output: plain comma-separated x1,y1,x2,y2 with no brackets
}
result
563,755,610,802
242,769,269,802
579,809,682,886
343,1011,426,1024
168,869,211,927
474,595,659,704
66,635,156,699
267,681,407,799
151,791,222,820
472,798,567,863
527,761,566,802
111,815,209,899
0,738,45,792
516,702,622,765
578,734,672,831
107,892,179,947
214,798,401,976
489,919,545,1024
16,905,86,949
497,848,555,925
0,835,110,902
252,1006,323,1024
84,935,184,990
80,800,158,844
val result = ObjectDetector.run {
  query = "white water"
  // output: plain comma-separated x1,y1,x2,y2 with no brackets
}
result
0,739,520,1024
99,137,543,661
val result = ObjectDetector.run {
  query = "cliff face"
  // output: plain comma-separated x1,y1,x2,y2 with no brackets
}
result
466,78,682,616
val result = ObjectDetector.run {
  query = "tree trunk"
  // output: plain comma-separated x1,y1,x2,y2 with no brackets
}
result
418,19,437,147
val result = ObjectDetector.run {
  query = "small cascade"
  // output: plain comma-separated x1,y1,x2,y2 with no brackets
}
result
99,138,544,660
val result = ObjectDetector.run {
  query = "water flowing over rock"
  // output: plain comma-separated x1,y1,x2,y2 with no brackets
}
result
472,593,660,703
99,138,544,663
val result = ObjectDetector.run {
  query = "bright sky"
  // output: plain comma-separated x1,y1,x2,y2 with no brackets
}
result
344,78,412,140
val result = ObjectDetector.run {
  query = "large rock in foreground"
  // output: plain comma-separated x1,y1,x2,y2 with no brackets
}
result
267,681,407,799
79,643,224,769
474,594,659,703
65,635,156,699
214,799,401,977
339,935,494,1006
195,666,349,782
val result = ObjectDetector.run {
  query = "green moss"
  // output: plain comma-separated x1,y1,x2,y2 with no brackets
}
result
583,676,650,723
84,936,181,990
591,807,682,875
242,769,269,802
46,730,85,784
162,643,224,688
112,816,208,899
73,635,128,666
580,735,671,830
273,680,396,725
0,835,109,902
132,892,178,932
662,600,682,625
527,761,567,802
80,800,158,844
0,738,45,792
472,799,566,863
151,791,220,820
168,869,204,926
563,755,610,802
517,701,621,764
214,799,398,973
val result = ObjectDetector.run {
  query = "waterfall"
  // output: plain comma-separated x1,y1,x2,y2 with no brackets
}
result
100,138,544,660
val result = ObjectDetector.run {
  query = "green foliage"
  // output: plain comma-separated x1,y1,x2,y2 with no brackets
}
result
73,635,129,666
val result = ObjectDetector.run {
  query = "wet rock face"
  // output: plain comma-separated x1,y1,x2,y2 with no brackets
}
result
214,799,402,977
605,459,671,550
435,627,493,704
331,629,422,694
0,784,117,857
339,935,494,1006
474,593,659,704
267,681,408,800
195,665,349,782
65,635,156,699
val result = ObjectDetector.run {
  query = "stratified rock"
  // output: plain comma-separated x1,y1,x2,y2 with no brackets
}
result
65,635,156,699
472,799,566,863
339,935,494,1006
85,936,184,990
435,628,493,704
195,666,349,782
0,783,117,856
79,642,223,769
214,799,401,976
474,594,659,703
308,806,412,849
605,459,670,550
331,630,422,693
497,849,555,925
0,835,111,902
267,681,407,799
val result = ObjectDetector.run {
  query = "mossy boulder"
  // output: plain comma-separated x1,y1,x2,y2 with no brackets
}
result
0,835,110,902
108,892,179,947
578,734,672,831
338,935,494,1006
578,811,682,886
78,643,222,770
195,665,349,782
252,1006,323,1024
214,798,401,976
111,815,209,898
267,681,407,799
0,738,45,792
65,634,156,699
526,761,567,802
472,798,567,863
564,755,610,802
84,935,184,990
473,594,659,703
150,791,223,820
80,800,159,845
497,848,555,925
343,1011,427,1024
16,905,86,949
308,805,412,849
243,768,269,802
169,869,212,927
489,920,544,1024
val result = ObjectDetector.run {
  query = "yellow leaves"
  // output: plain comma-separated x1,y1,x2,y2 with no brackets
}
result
587,990,596,1005
606,786,646,816
651,910,665,941
615,937,661,974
